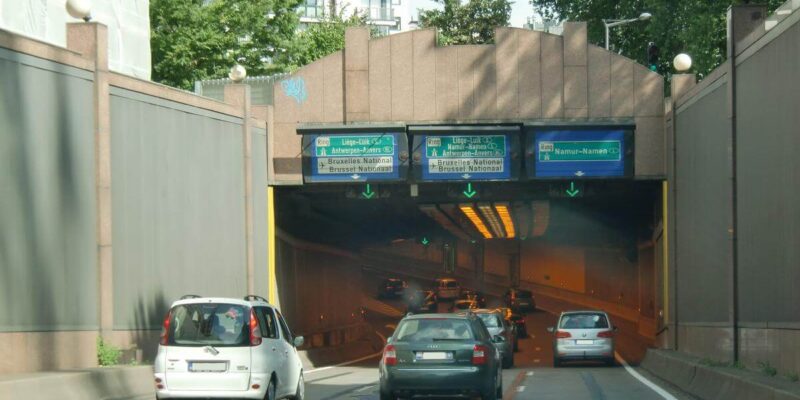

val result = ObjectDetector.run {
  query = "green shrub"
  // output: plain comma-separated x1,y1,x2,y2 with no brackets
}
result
785,372,799,382
97,337,122,366
758,361,777,377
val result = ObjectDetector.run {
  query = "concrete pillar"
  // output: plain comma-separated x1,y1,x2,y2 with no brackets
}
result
563,22,588,118
344,27,370,122
67,22,113,338
670,74,696,103
224,84,255,295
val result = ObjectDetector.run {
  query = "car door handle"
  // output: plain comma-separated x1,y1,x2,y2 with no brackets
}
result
272,347,277,352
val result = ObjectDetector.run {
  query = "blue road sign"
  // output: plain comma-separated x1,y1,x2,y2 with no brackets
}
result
419,134,513,181
533,130,628,178
307,133,401,182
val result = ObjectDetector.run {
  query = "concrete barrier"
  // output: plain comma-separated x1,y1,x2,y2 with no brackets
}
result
0,366,155,400
641,349,800,400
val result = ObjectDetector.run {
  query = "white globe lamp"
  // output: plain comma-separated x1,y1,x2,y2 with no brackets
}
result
673,53,692,72
229,64,247,83
66,0,92,21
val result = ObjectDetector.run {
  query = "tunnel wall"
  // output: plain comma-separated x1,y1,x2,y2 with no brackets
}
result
0,25,270,372
669,6,800,374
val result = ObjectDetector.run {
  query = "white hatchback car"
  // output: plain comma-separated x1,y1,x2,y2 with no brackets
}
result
154,295,305,400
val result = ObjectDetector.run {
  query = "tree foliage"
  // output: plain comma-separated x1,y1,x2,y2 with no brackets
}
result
419,0,512,45
150,0,301,90
288,11,381,70
531,0,784,79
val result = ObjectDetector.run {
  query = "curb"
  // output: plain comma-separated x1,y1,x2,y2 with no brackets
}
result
641,349,800,400
0,366,154,400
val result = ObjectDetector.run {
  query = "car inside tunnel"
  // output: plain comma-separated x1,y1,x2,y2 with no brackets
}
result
273,179,662,365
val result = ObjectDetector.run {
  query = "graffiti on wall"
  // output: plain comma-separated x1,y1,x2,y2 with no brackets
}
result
281,77,307,104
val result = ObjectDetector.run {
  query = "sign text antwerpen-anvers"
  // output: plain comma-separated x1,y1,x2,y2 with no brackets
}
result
315,135,395,174
426,135,506,174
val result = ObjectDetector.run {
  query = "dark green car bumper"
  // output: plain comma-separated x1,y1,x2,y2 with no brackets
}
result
380,365,494,397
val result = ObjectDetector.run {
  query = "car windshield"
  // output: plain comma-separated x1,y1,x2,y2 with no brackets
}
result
559,313,609,329
478,313,502,328
168,303,250,346
395,318,474,342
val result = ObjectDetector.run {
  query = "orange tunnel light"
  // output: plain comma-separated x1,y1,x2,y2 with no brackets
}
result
494,203,515,239
459,204,493,239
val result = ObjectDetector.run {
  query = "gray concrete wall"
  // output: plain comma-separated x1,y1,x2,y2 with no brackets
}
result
109,88,247,330
0,47,98,333
669,5,800,373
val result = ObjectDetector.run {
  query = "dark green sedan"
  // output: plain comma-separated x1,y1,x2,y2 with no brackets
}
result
379,313,504,399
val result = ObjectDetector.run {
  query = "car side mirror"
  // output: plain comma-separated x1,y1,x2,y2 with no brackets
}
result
293,336,305,347
546,326,555,333
492,335,506,343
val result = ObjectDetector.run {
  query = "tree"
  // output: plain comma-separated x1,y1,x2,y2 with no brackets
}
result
530,0,785,79
419,0,512,45
288,11,380,70
150,0,301,90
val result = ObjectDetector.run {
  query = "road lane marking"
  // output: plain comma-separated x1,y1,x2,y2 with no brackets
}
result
615,352,678,400
306,330,387,375
516,386,526,392
526,371,534,376
306,371,352,383
503,371,527,400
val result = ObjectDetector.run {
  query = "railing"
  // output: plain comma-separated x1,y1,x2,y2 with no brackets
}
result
358,6,394,22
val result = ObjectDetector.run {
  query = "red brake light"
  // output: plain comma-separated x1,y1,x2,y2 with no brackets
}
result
597,330,614,338
159,311,171,345
249,309,262,346
383,345,397,366
555,330,572,339
472,345,488,365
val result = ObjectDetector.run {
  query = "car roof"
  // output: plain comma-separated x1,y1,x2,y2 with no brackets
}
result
170,297,271,308
472,308,501,314
560,310,609,316
403,313,472,320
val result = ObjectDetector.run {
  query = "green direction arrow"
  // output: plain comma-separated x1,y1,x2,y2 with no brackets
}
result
566,181,580,197
362,183,375,199
463,182,477,198
421,237,430,245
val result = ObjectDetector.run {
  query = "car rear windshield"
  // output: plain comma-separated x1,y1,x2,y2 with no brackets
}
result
445,281,458,288
516,290,533,298
168,303,250,346
477,313,502,328
559,313,609,329
395,318,474,342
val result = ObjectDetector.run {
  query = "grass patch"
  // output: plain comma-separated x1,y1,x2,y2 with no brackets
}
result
97,337,122,366
785,372,799,382
758,361,778,377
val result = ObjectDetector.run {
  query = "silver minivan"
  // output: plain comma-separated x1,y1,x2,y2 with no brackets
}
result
547,310,616,367
154,295,305,399
435,278,461,301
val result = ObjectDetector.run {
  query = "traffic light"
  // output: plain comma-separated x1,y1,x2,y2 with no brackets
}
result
646,42,659,72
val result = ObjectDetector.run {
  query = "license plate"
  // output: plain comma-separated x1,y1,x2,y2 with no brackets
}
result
189,361,228,372
576,340,594,345
417,352,451,360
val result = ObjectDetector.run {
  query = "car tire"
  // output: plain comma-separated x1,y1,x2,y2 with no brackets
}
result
496,372,503,398
502,354,513,369
379,386,395,400
553,356,561,368
293,373,304,400
606,357,616,367
482,375,498,400
513,338,519,352
266,377,277,400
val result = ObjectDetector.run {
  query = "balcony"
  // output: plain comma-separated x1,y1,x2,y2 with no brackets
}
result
358,6,395,24
297,5,325,21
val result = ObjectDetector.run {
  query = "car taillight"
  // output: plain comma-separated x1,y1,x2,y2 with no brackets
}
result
159,311,171,346
383,345,397,366
555,330,572,339
249,309,262,346
472,345,488,365
597,330,614,338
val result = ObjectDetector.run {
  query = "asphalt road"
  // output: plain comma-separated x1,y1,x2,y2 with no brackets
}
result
306,303,696,400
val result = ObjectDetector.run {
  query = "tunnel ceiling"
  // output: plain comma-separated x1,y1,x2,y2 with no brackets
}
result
275,181,660,251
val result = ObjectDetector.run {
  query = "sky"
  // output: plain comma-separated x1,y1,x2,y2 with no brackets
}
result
410,0,538,28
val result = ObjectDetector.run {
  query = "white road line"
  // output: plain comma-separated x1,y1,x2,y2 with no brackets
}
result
526,371,534,376
516,386,526,392
306,331,386,375
615,352,678,400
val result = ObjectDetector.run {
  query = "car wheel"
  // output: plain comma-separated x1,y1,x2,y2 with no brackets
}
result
606,357,616,367
513,339,519,352
266,377,277,400
553,356,561,368
502,354,513,369
482,375,498,400
379,385,395,400
496,368,503,398
293,373,305,400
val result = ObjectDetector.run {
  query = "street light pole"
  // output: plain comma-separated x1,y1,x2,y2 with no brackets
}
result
603,12,652,50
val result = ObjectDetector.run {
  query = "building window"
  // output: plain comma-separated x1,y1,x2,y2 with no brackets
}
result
392,0,401,4
298,0,324,18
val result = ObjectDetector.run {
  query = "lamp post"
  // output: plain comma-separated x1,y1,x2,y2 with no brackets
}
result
673,53,693,72
603,12,652,50
66,0,92,21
